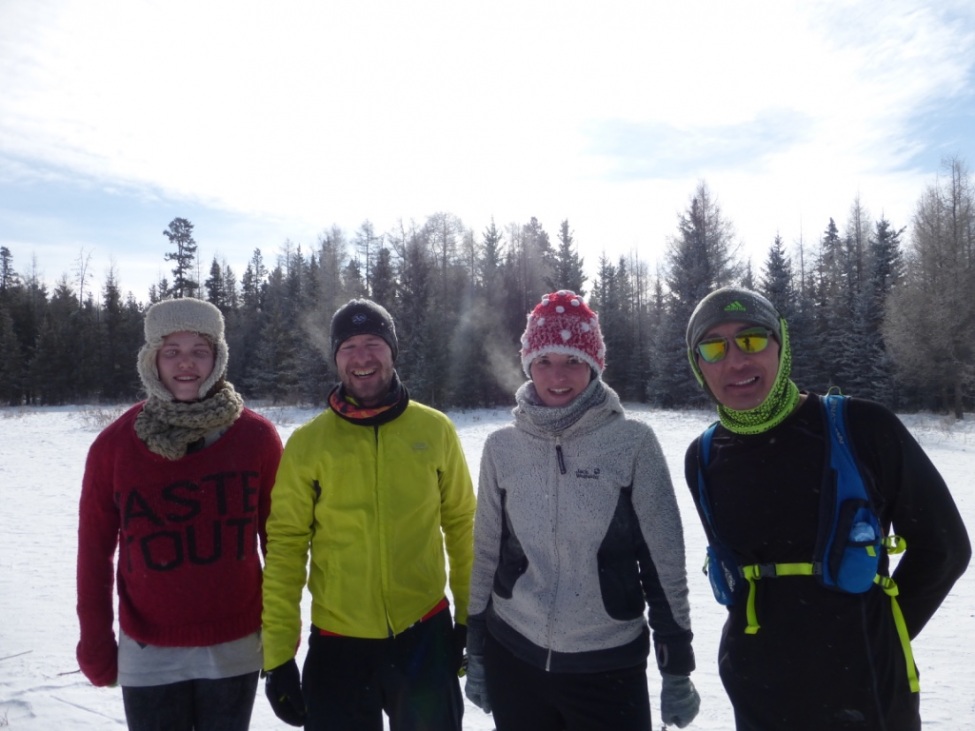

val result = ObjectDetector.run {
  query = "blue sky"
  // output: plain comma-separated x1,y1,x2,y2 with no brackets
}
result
2,0,974,301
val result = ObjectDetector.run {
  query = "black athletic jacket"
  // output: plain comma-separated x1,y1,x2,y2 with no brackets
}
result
684,393,970,731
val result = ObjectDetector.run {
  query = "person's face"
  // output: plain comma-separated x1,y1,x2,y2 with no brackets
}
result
335,334,395,407
696,321,780,411
155,331,216,402
529,352,593,408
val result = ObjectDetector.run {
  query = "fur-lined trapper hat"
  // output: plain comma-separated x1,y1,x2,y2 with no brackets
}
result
137,298,228,401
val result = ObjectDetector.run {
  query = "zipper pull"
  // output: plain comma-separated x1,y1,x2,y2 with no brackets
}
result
555,437,566,475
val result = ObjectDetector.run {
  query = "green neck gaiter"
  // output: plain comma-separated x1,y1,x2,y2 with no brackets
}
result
714,319,800,435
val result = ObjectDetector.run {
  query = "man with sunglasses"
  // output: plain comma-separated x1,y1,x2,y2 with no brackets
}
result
682,286,970,731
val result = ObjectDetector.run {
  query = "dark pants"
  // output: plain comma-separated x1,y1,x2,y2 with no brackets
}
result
301,610,463,731
121,671,259,731
484,631,651,731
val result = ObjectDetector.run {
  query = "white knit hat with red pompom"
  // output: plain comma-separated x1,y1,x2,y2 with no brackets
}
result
520,290,606,378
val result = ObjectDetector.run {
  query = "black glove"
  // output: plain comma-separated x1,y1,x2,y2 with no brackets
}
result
451,623,467,676
463,614,491,713
264,659,306,727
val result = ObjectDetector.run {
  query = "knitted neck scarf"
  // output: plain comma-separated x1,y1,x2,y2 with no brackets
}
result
134,381,244,460
715,320,801,435
516,376,607,435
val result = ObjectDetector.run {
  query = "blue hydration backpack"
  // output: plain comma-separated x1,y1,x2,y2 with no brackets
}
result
696,393,919,691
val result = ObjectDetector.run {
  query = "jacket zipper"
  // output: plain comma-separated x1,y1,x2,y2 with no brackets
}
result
374,424,394,635
546,435,566,671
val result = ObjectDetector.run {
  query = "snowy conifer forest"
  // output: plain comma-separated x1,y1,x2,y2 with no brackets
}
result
2,159,974,417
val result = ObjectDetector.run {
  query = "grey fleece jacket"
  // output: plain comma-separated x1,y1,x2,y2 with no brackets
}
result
468,383,695,675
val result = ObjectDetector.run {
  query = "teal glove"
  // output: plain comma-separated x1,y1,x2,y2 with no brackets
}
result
464,652,491,713
660,672,700,728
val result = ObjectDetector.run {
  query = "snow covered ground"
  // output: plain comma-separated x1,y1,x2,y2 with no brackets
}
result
1,403,972,729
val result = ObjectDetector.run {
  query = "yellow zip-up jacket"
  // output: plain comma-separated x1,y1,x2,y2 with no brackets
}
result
262,399,476,670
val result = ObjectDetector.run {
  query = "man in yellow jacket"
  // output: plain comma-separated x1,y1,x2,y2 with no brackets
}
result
261,299,476,730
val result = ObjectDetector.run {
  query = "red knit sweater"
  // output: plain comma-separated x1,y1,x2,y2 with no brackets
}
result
76,403,283,686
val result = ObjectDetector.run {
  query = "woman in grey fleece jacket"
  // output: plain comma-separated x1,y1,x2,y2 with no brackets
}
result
464,290,700,731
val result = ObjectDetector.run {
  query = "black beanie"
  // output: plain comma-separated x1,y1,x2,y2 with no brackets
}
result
686,287,782,352
330,299,398,362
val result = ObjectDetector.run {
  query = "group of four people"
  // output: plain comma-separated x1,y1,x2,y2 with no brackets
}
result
76,286,970,730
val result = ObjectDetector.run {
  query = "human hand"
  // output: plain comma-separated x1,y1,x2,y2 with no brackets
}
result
451,623,467,676
464,652,491,713
264,659,306,727
76,635,119,687
660,672,700,728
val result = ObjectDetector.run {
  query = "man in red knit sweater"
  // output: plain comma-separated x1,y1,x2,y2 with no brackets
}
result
76,298,283,730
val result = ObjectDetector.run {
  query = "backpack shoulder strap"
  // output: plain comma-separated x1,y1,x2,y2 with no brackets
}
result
816,392,876,588
696,421,750,609
696,422,720,531
822,393,859,494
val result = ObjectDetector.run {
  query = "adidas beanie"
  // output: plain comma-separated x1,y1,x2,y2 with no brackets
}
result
686,287,782,352
330,299,398,362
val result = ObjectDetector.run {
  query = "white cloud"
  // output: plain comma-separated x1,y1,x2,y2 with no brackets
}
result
1,0,974,295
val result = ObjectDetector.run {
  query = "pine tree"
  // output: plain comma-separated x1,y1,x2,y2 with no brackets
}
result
642,272,668,403
807,218,849,392
844,218,905,405
0,246,17,294
342,258,366,299
8,268,48,404
241,249,268,312
246,265,302,402
829,200,876,392
371,246,397,307
446,225,495,408
759,236,794,317
317,225,349,316
0,247,24,404
654,181,741,406
447,282,494,408
591,255,635,398
204,258,227,310
76,293,102,400
222,264,240,311
514,217,554,317
478,220,522,403
31,277,79,404
394,226,435,402
759,235,813,388
0,304,22,404
288,245,330,403
100,269,142,401
236,249,269,396
162,218,199,298
546,219,586,295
